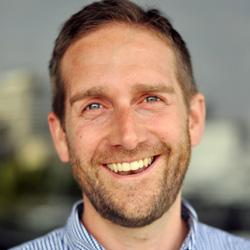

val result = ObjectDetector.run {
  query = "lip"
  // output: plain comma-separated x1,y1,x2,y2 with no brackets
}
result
101,155,160,180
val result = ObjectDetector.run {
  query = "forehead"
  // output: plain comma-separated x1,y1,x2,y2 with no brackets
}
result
61,23,179,95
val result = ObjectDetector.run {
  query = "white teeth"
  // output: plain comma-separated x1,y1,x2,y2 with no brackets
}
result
113,164,118,173
130,161,137,170
122,163,130,171
139,160,144,168
107,157,154,173
117,163,122,172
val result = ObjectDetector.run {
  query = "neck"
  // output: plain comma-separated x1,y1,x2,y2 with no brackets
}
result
82,193,188,250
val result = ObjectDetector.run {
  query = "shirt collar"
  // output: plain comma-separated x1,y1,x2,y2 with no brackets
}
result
64,200,198,250
65,200,104,250
181,200,198,250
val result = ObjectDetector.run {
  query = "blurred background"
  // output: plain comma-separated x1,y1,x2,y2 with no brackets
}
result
0,0,249,249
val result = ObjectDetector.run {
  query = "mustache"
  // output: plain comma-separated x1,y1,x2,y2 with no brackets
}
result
92,142,171,165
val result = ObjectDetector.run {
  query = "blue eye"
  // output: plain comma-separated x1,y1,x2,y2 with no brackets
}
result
145,96,160,103
85,103,103,110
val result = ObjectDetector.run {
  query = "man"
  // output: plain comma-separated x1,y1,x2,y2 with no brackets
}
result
12,0,250,249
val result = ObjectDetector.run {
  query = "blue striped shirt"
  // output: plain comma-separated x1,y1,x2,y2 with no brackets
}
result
11,200,250,250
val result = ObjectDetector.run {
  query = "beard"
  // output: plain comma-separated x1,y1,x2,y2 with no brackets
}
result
70,126,191,228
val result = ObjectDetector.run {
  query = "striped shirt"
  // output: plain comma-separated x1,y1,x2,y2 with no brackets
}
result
11,200,250,250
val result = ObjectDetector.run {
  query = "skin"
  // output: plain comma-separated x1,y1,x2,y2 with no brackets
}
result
48,23,205,250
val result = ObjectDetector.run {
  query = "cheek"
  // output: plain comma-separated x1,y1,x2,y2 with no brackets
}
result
67,121,104,157
147,113,185,143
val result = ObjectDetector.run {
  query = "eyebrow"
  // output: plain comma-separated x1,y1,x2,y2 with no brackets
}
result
70,86,106,106
69,83,175,106
132,83,175,95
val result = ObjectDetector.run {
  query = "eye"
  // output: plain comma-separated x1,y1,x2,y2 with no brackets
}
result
144,96,160,103
85,102,103,111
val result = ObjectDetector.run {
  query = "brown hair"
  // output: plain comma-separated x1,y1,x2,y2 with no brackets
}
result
49,0,198,122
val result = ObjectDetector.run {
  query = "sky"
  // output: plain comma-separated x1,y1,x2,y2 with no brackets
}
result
0,0,249,121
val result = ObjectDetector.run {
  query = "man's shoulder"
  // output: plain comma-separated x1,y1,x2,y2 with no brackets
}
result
10,228,66,250
196,222,250,250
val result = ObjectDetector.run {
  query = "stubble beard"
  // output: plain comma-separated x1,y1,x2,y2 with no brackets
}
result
70,128,191,228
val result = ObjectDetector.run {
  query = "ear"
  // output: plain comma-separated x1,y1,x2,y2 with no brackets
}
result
188,93,206,147
48,112,69,162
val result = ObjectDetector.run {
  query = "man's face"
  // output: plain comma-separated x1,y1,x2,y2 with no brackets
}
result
49,23,205,227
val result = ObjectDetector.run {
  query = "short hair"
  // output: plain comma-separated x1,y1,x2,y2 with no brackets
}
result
49,0,198,122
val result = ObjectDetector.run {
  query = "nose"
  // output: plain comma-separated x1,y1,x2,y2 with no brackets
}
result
107,109,146,150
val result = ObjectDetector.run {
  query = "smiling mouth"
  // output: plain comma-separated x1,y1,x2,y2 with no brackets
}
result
105,156,157,176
